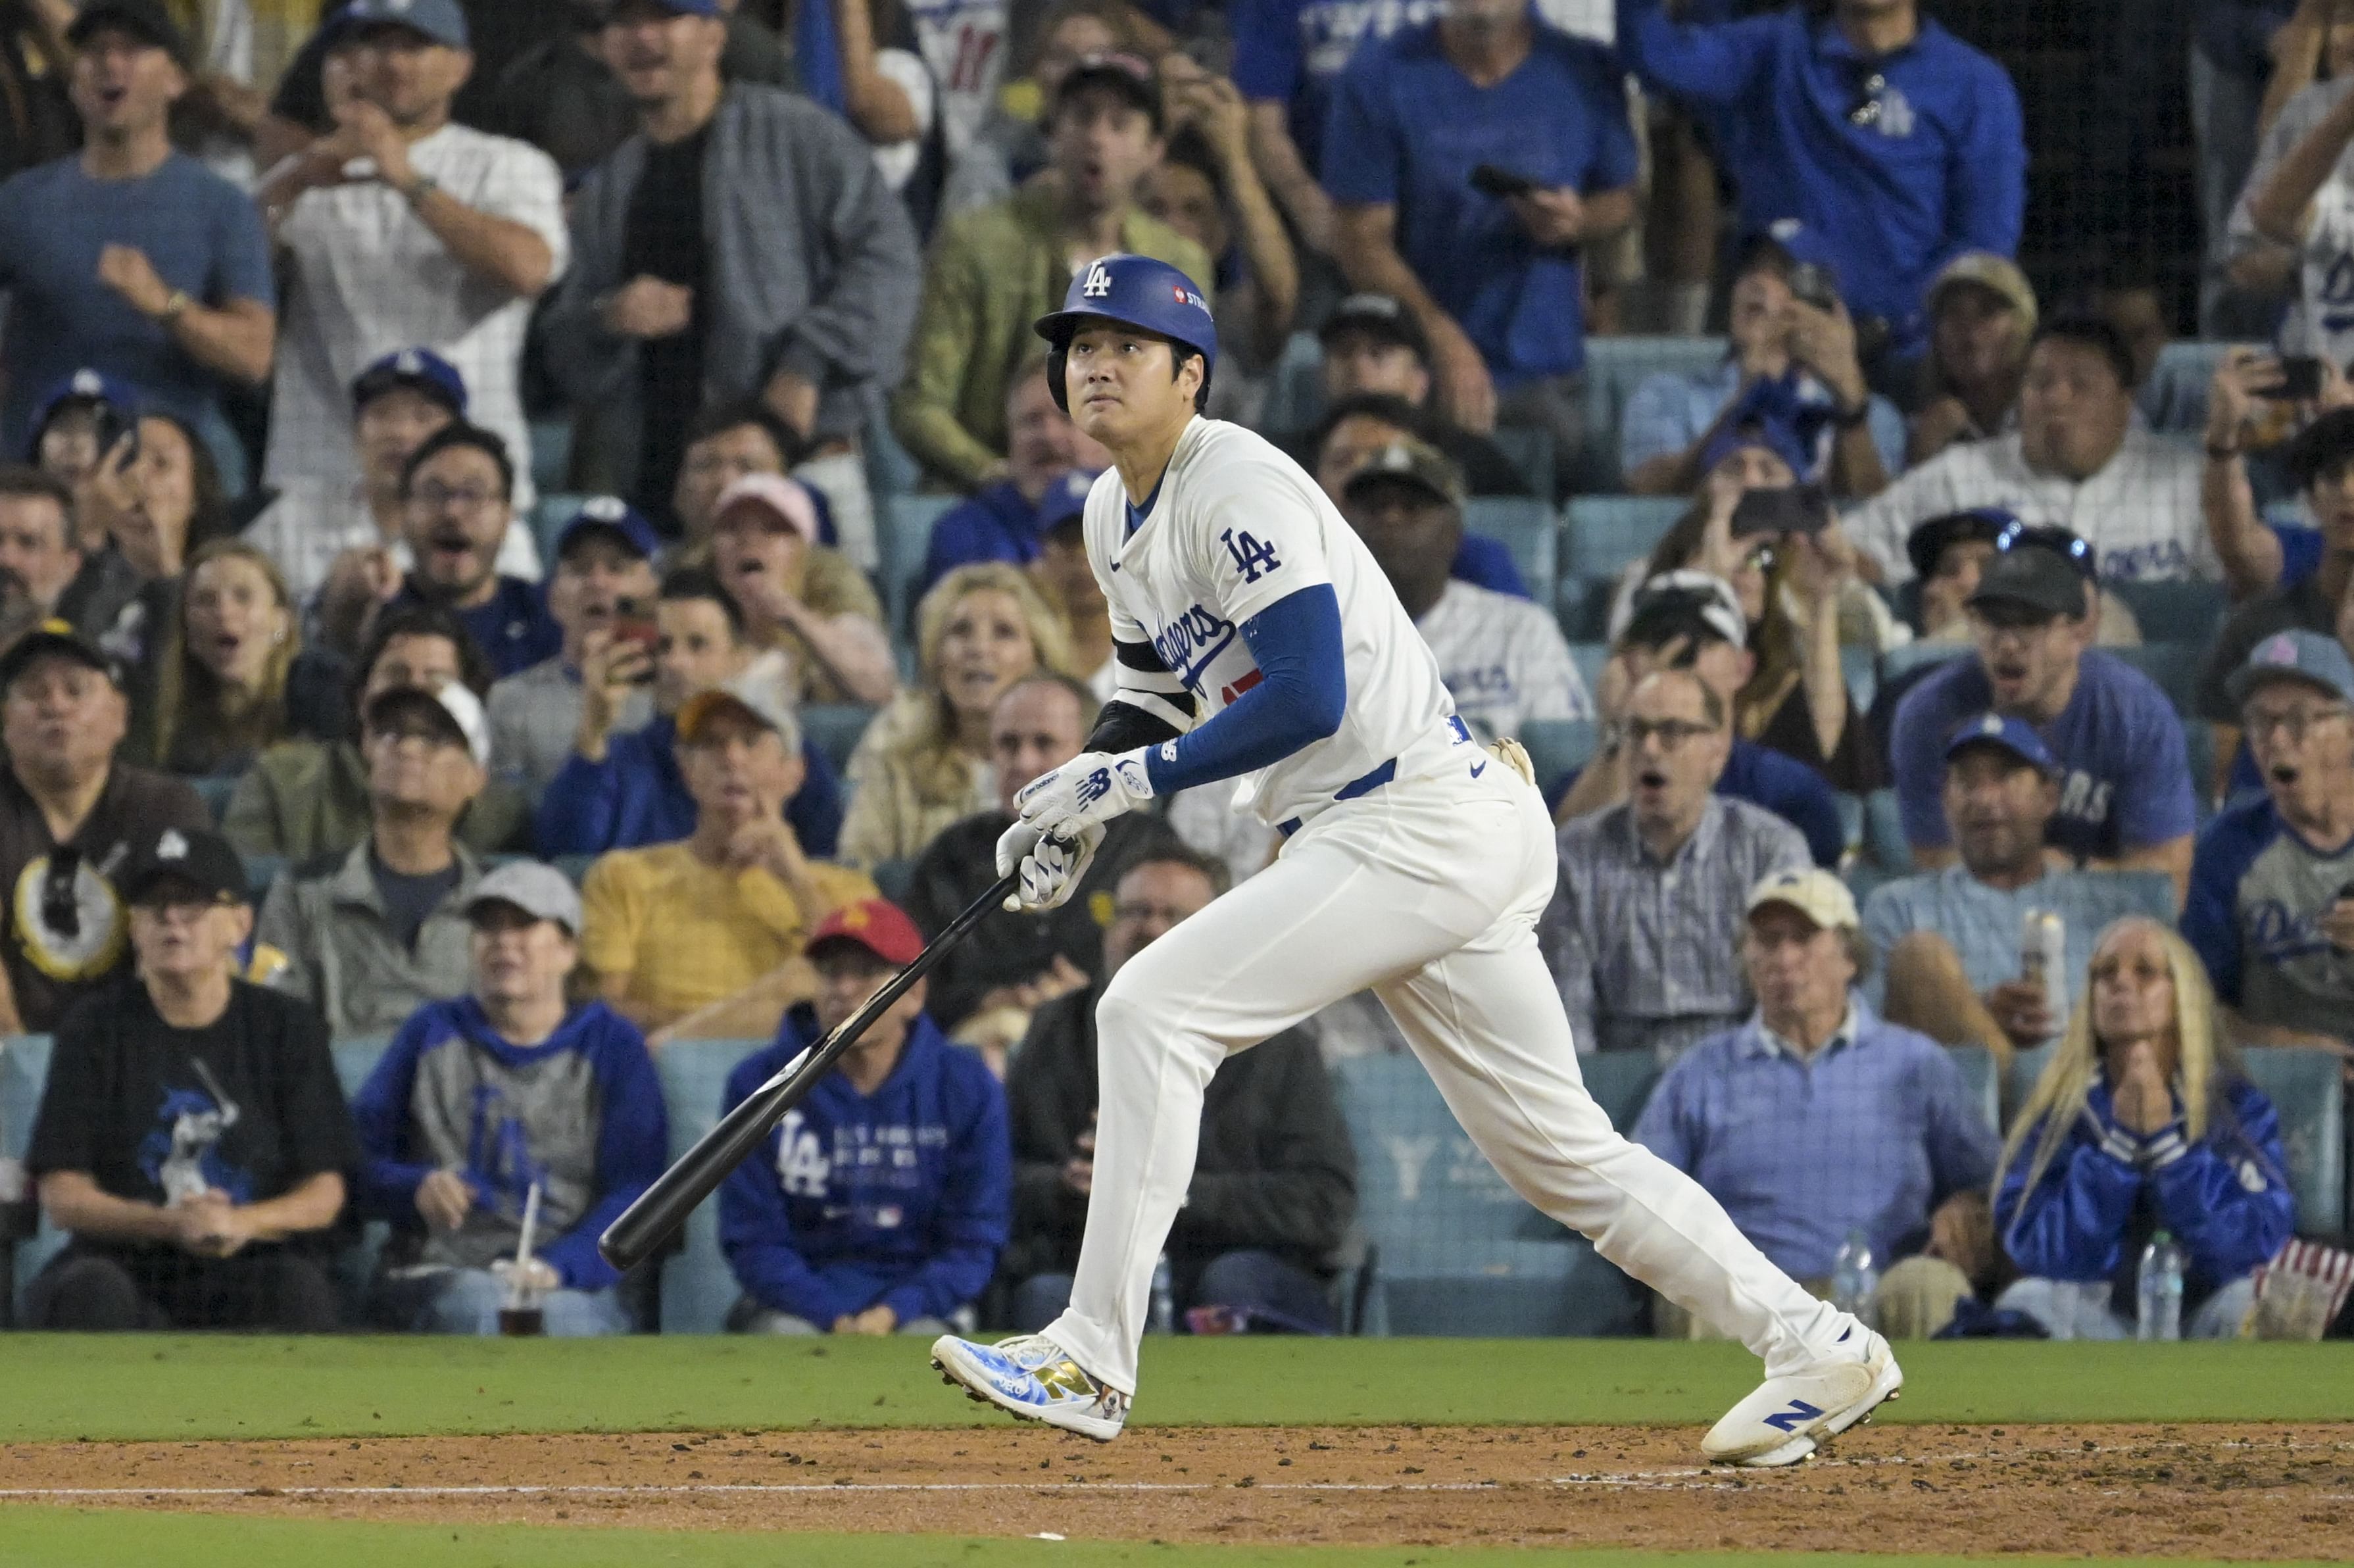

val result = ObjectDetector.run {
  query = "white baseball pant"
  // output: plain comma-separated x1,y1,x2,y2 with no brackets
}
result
1044,750,1853,1394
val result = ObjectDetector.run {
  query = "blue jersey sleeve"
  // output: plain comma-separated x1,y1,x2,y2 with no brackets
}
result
1142,583,1346,794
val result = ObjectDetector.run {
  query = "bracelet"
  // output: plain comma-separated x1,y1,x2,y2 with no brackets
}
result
401,172,440,207
2204,441,2243,462
1828,396,1872,430
159,289,191,326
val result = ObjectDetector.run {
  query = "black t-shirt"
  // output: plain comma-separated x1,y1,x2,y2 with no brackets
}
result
28,978,358,1235
2194,576,2332,724
623,124,712,515
0,764,212,1031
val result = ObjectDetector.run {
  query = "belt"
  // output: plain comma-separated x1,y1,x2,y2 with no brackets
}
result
1278,716,1470,837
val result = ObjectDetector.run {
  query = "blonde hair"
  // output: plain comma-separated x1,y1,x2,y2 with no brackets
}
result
153,539,299,770
1995,916,2244,1230
887,563,1073,807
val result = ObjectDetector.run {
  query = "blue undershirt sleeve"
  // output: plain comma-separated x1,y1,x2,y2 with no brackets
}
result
1142,584,1346,795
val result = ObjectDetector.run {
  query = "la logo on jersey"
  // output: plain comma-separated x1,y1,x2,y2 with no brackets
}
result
1081,262,1114,298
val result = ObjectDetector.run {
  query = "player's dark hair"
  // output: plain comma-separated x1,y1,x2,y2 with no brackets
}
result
351,603,495,718
2027,314,2138,393
660,564,748,643
681,399,807,469
401,421,516,502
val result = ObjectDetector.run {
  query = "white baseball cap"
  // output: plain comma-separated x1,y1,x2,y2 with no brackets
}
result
1745,868,1859,931
364,678,490,769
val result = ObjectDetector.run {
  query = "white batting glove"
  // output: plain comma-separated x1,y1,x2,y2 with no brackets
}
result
1014,748,1155,840
994,818,1104,911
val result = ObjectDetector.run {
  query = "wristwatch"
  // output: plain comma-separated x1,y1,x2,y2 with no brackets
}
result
1828,394,1872,430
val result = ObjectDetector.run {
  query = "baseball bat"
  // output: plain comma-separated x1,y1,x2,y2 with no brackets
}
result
598,867,1021,1273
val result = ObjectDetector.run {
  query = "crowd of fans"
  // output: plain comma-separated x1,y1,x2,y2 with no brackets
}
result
0,0,2345,1341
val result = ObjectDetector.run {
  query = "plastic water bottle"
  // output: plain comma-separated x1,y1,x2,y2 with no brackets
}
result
1830,1229,1879,1317
2136,1231,2184,1341
1148,1253,1175,1334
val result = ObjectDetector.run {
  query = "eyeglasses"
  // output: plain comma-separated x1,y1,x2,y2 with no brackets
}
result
2243,704,2350,743
1625,718,1718,750
1995,522,2099,580
413,483,499,512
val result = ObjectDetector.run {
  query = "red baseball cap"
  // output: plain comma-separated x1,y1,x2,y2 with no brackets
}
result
806,897,924,967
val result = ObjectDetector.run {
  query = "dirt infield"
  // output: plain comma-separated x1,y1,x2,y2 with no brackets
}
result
5,1421,2351,1557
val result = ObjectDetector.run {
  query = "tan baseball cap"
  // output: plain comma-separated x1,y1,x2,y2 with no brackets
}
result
1926,252,2038,337
1745,868,1859,931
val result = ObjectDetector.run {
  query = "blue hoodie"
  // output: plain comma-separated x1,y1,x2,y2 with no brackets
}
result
719,1006,1011,1326
919,481,1043,599
534,714,846,858
350,996,667,1292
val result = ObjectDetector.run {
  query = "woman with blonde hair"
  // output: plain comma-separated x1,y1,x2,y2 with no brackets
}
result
1991,916,2293,1339
838,563,1071,868
143,539,336,777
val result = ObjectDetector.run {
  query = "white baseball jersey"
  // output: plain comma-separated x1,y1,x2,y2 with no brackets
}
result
1417,579,1592,741
1081,418,1461,827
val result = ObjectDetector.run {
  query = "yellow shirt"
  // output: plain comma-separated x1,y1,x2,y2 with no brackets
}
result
579,843,875,1023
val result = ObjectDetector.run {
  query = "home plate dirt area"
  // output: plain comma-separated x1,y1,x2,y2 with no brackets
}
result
4,1421,2349,1556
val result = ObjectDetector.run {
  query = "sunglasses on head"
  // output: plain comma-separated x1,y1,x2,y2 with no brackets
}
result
1994,522,2097,581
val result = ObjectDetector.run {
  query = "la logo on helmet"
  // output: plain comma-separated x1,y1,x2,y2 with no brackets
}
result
1081,262,1114,299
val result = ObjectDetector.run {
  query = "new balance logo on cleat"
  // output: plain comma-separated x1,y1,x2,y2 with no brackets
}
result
1762,1400,1825,1433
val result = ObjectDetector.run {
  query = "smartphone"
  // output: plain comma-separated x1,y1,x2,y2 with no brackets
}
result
1730,483,1829,539
1787,262,1840,314
2265,356,2326,401
1469,163,1539,200
611,597,660,681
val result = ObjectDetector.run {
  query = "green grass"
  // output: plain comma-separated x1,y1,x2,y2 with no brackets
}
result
0,1510,2336,1568
1,1336,2349,1443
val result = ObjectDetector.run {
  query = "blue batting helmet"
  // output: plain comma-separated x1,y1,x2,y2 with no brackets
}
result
1034,253,1217,414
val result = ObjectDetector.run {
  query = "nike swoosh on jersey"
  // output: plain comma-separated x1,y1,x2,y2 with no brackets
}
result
1471,761,1487,778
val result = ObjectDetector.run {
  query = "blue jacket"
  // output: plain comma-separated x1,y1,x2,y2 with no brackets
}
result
919,481,1042,599
1994,1075,2294,1315
718,1006,1012,1325
533,713,845,859
349,996,667,1291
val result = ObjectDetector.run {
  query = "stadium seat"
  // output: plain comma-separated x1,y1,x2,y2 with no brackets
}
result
1519,718,1596,800
1331,1054,1644,1336
881,494,957,645
1578,336,1726,491
1461,497,1557,610
2109,579,2226,647
531,492,589,567
0,1034,60,1322
2142,341,2243,436
1878,641,1968,687
1567,641,1608,707
2005,1041,2056,1119
553,852,599,885
1841,645,1876,710
1488,426,1556,499
654,1038,770,1332
1563,495,1683,577
241,854,287,898
2236,1047,2345,1238
799,704,877,774
1555,571,1615,641
1259,331,1325,436
1948,1044,2000,1135
871,858,917,906
1859,788,1911,874
2111,642,2203,711
528,417,574,499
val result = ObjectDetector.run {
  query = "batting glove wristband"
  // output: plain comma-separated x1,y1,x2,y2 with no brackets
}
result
994,818,1104,912
1013,748,1154,839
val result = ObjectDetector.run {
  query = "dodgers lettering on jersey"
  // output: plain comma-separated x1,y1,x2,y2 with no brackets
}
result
1082,418,1460,825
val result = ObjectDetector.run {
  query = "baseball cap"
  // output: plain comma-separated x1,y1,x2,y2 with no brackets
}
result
1054,51,1162,132
27,368,140,456
675,681,797,747
119,825,249,907
1038,468,1100,535
1926,251,2040,337
1746,867,1859,931
1966,545,2087,620
2226,628,2354,708
1944,712,2059,775
1904,507,2013,583
331,0,470,47
713,473,820,545
1700,412,1811,481
465,860,584,935
364,679,491,768
1034,254,1218,412
1620,570,1748,651
66,0,192,68
1319,293,1430,364
0,620,124,693
1342,439,1463,508
351,347,468,418
806,896,925,968
556,495,662,563
1736,220,1844,294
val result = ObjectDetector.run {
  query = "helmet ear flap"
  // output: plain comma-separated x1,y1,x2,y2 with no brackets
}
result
1046,342,1071,415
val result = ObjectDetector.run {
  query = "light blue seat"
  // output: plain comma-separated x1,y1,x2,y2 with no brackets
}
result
2109,579,2226,647
1579,336,1727,491
1859,787,1911,874
1564,495,1684,578
1331,1054,1644,1335
1259,331,1326,435
241,854,287,898
2111,642,2203,710
655,1039,771,1333
881,494,958,645
871,858,917,906
531,493,590,567
1462,497,1558,610
1878,641,1969,687
799,704,877,774
529,418,574,499
1519,718,1596,800
1488,426,1556,499
1,1034,61,1321
1568,642,1608,710
1840,645,1876,710
2238,1047,2345,1238
2005,1040,2056,1121
1556,571,1615,642
1947,1043,1999,1135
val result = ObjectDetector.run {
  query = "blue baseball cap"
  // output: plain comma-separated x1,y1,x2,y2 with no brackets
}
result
1035,253,1218,412
2228,629,2354,708
556,496,662,562
1038,468,1100,533
1944,712,2058,775
26,369,141,458
332,0,469,46
350,347,468,417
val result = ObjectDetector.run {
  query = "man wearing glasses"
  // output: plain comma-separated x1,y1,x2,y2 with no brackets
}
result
380,421,558,677
1891,531,2197,899
2184,629,2354,1052
1544,665,1812,1065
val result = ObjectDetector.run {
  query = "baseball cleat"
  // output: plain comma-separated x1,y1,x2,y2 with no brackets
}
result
1702,1328,1901,1467
930,1333,1129,1442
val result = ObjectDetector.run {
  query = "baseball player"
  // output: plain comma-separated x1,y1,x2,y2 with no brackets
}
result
929,255,1900,1466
